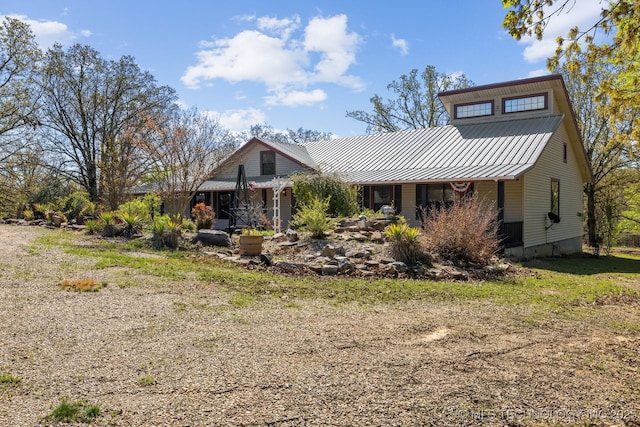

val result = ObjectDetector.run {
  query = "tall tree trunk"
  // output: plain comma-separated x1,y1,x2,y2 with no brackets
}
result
585,183,598,254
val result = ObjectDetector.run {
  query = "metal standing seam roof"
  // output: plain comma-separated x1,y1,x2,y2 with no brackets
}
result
200,114,563,191
302,114,563,183
257,139,317,168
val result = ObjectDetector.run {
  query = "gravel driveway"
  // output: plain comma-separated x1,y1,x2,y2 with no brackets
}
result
0,225,638,426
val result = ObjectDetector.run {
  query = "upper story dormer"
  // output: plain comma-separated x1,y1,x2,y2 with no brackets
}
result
438,74,571,125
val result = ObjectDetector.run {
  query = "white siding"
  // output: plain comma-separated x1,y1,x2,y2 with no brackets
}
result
399,184,420,226
217,144,306,179
475,181,497,208
523,124,584,249
504,179,523,222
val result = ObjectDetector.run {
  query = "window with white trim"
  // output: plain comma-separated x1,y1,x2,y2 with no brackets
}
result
454,101,493,119
503,94,547,113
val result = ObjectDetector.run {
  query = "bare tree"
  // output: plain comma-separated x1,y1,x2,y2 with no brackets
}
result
138,107,236,217
0,17,41,138
246,123,333,144
39,43,176,207
346,65,473,133
0,17,42,215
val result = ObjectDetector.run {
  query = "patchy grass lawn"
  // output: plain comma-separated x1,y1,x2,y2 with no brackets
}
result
1,226,638,426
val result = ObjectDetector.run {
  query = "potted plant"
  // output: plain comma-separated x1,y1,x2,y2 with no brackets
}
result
239,228,263,256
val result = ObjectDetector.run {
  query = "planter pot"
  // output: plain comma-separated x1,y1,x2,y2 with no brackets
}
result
239,235,263,256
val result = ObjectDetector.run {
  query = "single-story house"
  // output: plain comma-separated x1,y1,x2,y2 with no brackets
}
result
195,74,591,258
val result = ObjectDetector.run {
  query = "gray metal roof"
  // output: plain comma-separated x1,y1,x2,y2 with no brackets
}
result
258,139,316,168
198,176,292,192
303,114,563,183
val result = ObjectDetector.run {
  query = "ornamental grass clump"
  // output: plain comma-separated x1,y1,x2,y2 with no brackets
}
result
421,195,499,267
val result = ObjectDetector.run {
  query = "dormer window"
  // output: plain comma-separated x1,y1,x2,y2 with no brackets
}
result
454,101,494,119
261,151,275,175
503,93,547,113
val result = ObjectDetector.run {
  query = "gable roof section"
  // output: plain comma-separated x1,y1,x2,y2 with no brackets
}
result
439,74,592,182
215,137,316,175
303,114,563,184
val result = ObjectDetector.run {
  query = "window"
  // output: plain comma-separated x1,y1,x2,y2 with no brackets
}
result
215,191,233,220
503,93,547,113
563,143,568,163
550,179,560,217
261,151,276,175
360,185,402,213
415,183,469,219
454,101,494,119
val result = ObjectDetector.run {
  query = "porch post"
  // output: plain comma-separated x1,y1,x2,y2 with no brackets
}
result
497,181,505,251
497,181,504,224
272,178,287,233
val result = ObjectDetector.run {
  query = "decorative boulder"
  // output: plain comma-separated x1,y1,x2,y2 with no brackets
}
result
192,229,231,247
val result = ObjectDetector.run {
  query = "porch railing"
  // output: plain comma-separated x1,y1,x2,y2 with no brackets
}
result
500,221,523,248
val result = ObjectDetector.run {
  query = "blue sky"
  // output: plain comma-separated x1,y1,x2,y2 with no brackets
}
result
3,1,603,137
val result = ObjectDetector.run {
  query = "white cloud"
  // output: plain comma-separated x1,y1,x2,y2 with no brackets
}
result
527,68,551,78
213,108,267,131
181,13,363,106
518,0,604,63
182,30,307,89
256,15,300,40
3,14,91,49
265,89,327,106
303,14,362,86
391,33,409,55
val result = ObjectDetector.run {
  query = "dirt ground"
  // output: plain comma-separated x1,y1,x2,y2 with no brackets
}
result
0,225,639,426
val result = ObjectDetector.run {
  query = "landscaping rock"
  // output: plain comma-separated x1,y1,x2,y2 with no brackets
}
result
322,264,339,276
370,231,384,243
321,244,336,258
192,229,232,247
259,253,274,266
286,229,299,242
337,258,356,272
273,261,307,272
389,261,408,273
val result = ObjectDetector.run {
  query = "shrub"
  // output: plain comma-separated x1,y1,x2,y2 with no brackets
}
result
421,195,499,267
292,171,359,218
385,223,430,265
292,196,333,239
118,193,161,223
191,202,215,230
60,191,95,223
181,218,197,233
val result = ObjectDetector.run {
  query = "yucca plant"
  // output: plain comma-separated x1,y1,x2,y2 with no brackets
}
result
99,211,121,237
151,215,182,249
165,217,182,249
119,211,143,238
384,222,428,265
